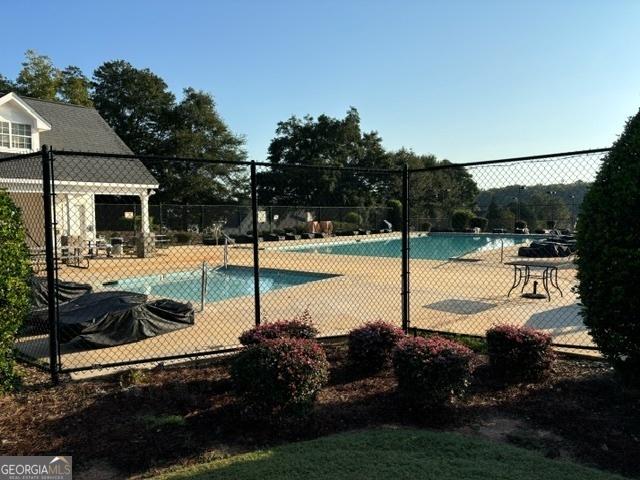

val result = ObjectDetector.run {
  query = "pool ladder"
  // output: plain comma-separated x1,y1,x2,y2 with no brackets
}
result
199,239,229,312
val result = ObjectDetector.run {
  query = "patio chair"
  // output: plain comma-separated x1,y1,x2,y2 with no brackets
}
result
60,236,90,269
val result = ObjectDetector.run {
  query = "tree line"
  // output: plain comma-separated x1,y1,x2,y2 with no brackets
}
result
1,50,477,225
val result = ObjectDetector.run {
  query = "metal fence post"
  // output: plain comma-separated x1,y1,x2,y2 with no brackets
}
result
41,145,59,384
250,161,261,325
401,163,410,333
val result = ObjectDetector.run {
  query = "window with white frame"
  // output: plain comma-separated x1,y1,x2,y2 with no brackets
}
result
0,122,32,150
0,122,9,148
11,123,32,149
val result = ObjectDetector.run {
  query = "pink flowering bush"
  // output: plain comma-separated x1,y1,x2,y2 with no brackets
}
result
348,321,405,373
231,337,329,415
393,336,473,406
239,312,319,346
486,325,553,382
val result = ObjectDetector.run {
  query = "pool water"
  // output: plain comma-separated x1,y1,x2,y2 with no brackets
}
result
106,266,337,303
285,234,532,260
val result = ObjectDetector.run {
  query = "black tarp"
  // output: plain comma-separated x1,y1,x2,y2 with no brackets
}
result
26,277,94,334
31,276,93,309
57,291,195,348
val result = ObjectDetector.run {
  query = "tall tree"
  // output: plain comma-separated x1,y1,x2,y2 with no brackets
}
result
157,88,249,203
16,50,59,100
258,108,388,206
388,149,478,221
59,66,92,107
0,74,15,93
92,60,175,154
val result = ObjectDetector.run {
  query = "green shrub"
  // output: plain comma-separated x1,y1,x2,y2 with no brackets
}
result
348,321,404,373
231,338,329,415
577,109,640,383
451,209,474,231
421,332,487,354
173,231,193,244
393,336,473,407
0,191,31,393
469,217,488,231
386,199,402,231
486,325,553,382
514,220,527,230
344,211,363,226
332,221,359,232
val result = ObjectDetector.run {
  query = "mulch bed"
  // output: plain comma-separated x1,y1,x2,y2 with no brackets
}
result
1,343,639,479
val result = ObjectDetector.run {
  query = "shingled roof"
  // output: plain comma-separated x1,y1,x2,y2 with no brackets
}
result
0,94,158,187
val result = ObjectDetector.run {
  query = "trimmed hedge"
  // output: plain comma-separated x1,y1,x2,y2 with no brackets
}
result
344,212,363,226
0,191,31,393
451,209,475,231
347,321,404,373
469,216,488,231
239,314,319,346
514,220,527,230
577,108,640,383
231,338,329,415
393,336,473,406
486,325,553,382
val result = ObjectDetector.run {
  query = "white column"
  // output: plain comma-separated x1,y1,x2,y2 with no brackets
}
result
140,189,156,234
140,191,150,234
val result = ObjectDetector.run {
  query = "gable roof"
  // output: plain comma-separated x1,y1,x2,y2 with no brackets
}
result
0,92,51,130
0,93,158,187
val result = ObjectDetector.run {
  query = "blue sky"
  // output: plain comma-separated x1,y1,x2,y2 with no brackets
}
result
1,0,639,163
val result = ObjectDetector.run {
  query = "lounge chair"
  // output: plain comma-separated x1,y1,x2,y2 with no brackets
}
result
518,242,573,258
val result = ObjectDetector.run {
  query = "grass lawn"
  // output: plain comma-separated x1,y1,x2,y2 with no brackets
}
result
155,428,627,480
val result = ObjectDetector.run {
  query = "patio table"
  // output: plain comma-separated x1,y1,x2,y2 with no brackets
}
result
504,260,572,301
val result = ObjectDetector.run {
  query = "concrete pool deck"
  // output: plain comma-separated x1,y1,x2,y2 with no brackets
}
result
16,233,595,376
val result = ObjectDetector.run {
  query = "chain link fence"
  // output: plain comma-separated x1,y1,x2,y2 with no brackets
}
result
0,147,608,379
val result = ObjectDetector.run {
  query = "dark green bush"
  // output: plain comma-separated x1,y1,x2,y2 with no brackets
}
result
469,217,488,231
231,338,329,415
347,321,404,373
173,231,194,244
0,191,31,393
486,325,553,382
422,221,432,232
514,220,527,230
451,209,475,231
344,211,363,226
393,336,472,407
577,109,640,383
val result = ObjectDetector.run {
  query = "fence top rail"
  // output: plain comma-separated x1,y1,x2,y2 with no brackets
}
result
96,202,393,210
46,146,611,174
0,151,42,163
48,148,402,175
409,147,611,173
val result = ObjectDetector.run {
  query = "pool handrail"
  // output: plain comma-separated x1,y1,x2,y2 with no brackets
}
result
200,261,208,312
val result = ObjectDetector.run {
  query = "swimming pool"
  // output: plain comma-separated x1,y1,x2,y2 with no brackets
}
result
284,234,533,260
105,266,338,303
